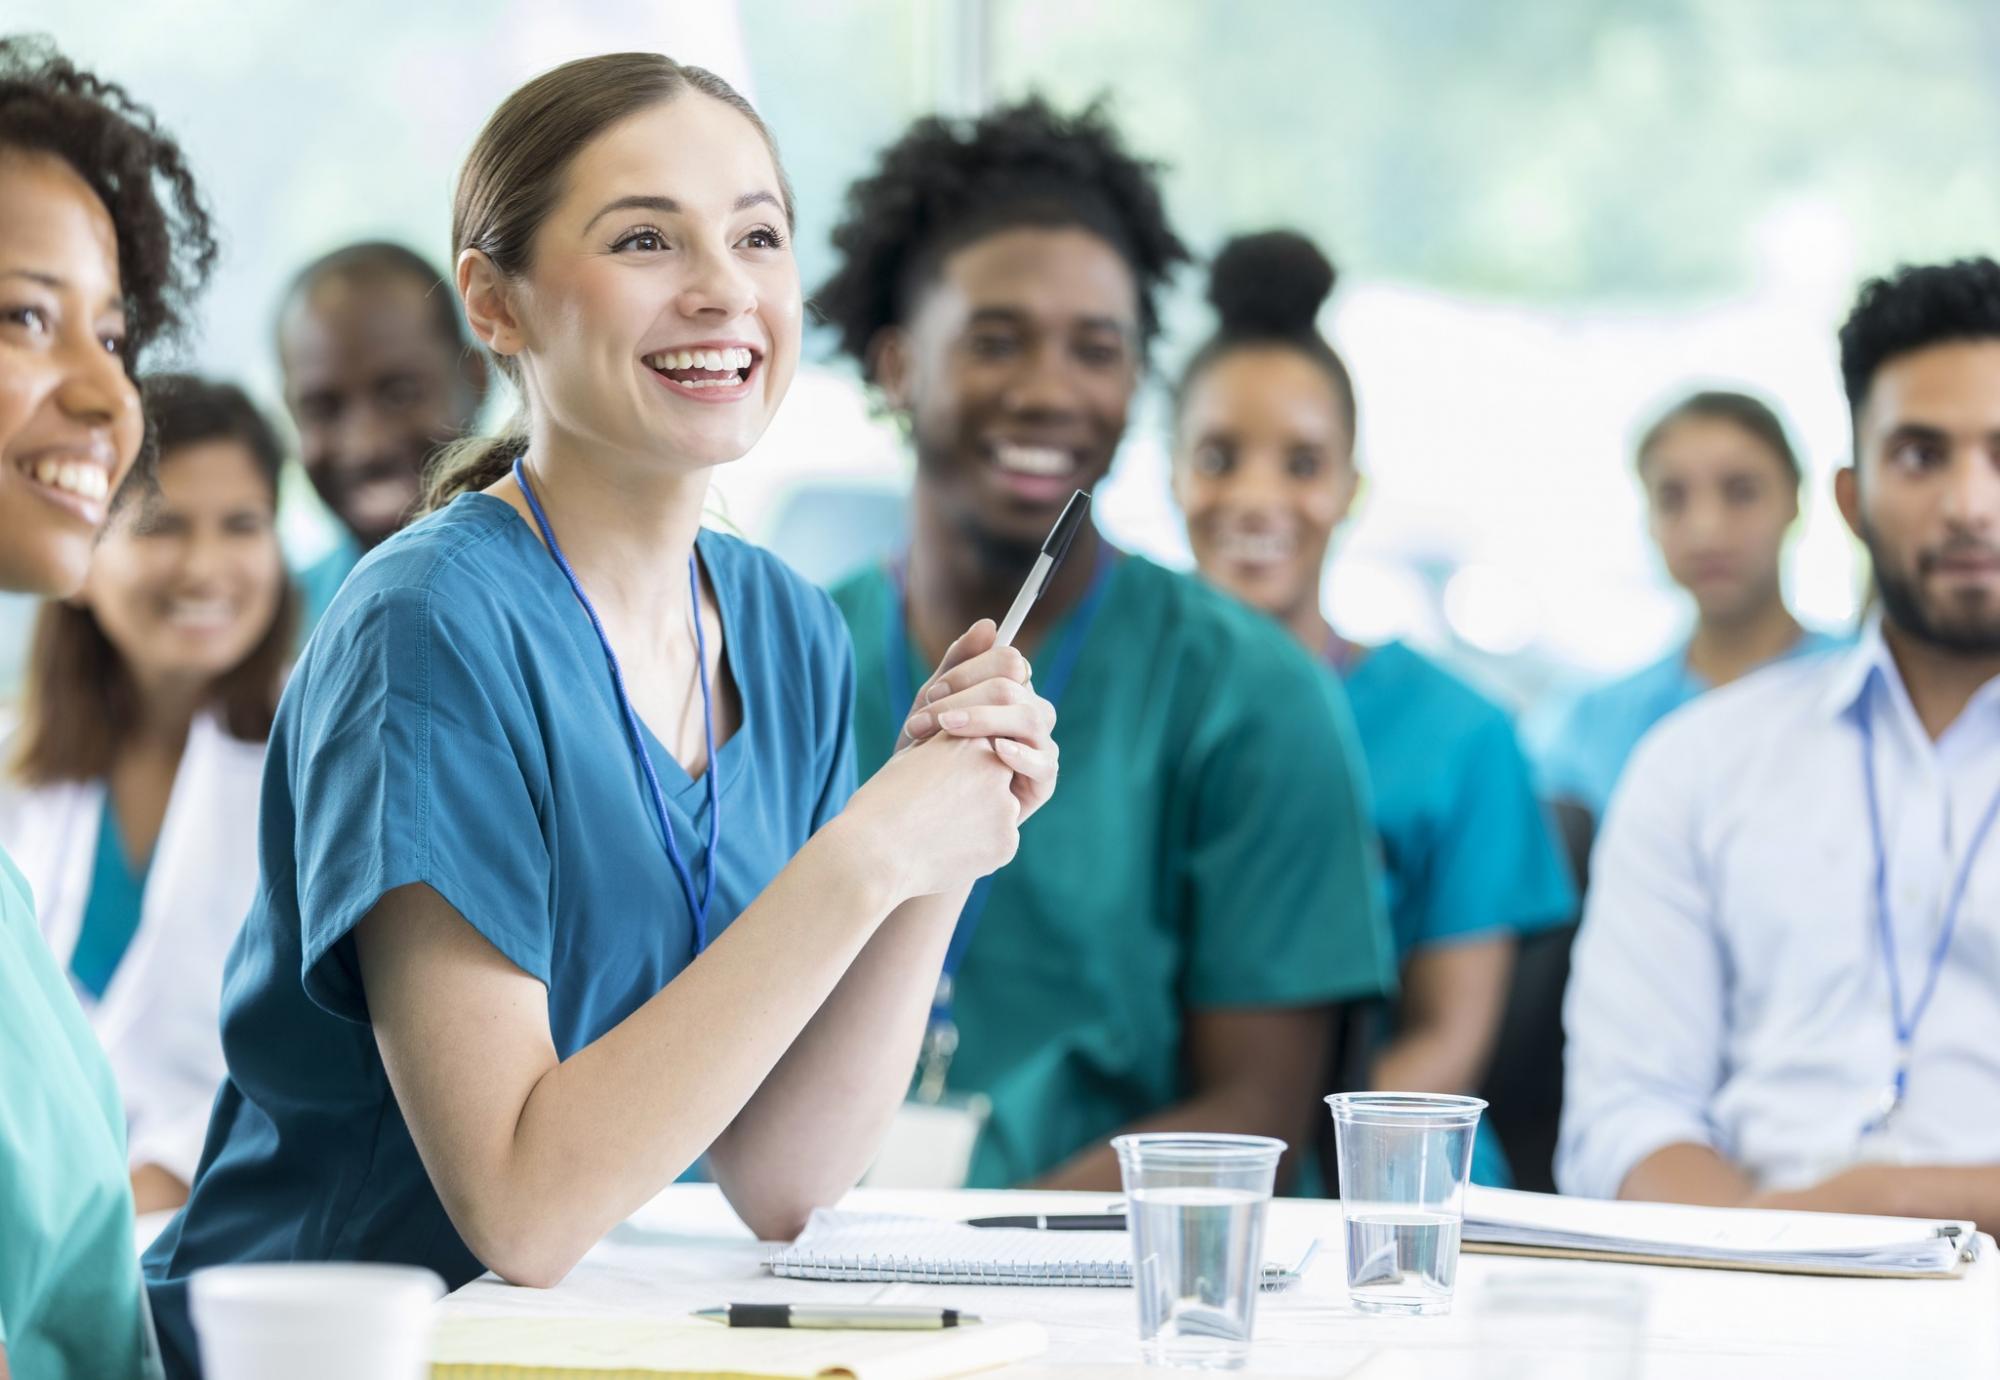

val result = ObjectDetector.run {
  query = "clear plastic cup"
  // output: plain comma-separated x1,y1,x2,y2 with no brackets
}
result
190,1262,444,1380
1326,1092,1486,1316
1111,1132,1286,1370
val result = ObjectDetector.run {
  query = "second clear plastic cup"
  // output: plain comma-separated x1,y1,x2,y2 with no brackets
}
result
1326,1092,1486,1316
1111,1132,1286,1370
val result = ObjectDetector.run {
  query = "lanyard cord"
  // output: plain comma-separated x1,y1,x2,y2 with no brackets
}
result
512,456,720,953
1857,690,2000,1106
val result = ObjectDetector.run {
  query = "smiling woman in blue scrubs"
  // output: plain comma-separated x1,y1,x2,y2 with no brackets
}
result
1172,231,1574,1187
1530,390,1843,820
142,53,1058,1377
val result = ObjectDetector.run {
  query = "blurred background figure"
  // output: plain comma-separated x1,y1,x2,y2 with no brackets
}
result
1172,230,1574,1189
276,242,488,632
819,100,1395,1193
1530,390,1843,827
0,374,295,1214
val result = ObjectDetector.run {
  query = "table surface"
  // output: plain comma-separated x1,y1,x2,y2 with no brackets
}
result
439,1187,1999,1379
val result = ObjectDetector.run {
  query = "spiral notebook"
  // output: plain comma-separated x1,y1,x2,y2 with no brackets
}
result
764,1209,1314,1289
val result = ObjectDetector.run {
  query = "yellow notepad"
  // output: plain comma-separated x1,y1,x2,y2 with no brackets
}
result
429,1316,1049,1380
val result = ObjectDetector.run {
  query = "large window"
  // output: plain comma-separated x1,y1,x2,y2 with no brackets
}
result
9,1,1999,705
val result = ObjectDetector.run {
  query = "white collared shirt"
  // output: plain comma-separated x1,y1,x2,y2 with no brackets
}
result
1558,621,2000,1199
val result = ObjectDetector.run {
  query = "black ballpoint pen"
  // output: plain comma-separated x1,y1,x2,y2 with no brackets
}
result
964,1212,1127,1230
693,1304,980,1329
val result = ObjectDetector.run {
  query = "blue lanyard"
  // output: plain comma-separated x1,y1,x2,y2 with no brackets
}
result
888,541,1117,1025
512,456,721,954
1857,686,2000,1118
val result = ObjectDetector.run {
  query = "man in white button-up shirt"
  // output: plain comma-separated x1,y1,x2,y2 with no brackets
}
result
1560,257,2000,1229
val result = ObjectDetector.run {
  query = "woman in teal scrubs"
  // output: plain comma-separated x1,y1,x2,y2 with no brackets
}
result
143,54,1057,1378
1171,232,1574,1187
0,36,218,1379
818,103,1395,1193
1530,389,1843,821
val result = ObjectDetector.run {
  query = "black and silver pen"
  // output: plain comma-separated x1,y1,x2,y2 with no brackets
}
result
964,1212,1126,1231
692,1304,980,1330
993,490,1091,648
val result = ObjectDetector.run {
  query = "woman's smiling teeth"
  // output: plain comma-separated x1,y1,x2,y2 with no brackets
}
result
164,596,237,631
645,346,754,385
992,443,1074,477
1215,530,1295,564
30,458,110,503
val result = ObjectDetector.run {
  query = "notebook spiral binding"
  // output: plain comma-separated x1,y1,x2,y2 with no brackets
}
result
766,1247,1311,1290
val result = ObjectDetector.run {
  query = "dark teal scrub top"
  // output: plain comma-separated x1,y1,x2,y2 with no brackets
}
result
144,495,857,1377
834,552,1396,1188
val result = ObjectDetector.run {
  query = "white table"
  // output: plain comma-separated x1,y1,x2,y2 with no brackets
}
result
440,1187,1999,1379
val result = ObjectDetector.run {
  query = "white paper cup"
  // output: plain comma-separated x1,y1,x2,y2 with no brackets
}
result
189,1262,444,1380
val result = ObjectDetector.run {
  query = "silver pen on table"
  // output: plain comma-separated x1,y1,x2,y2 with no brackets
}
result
693,1304,981,1329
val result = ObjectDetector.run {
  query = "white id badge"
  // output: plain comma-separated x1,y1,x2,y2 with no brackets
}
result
862,1094,991,1190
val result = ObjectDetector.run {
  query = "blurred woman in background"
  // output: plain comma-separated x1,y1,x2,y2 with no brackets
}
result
1172,230,1573,1188
1,374,295,1217
0,32,216,1378
1533,389,1842,822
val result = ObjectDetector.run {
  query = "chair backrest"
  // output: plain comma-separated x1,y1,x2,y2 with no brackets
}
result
1475,919,1580,1193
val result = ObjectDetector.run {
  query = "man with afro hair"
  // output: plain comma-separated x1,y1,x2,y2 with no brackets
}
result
820,97,1394,1192
1562,258,2000,1231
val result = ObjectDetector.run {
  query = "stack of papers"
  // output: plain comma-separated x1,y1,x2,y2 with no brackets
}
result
1462,1187,1979,1279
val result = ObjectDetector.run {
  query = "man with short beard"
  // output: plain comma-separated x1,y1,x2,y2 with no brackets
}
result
1559,258,2000,1230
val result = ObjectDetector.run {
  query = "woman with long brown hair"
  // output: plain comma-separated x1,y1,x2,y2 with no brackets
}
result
0,33,216,1380
1,374,295,1219
143,53,1058,1377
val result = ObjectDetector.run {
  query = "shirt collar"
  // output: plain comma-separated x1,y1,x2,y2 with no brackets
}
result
1819,615,1896,721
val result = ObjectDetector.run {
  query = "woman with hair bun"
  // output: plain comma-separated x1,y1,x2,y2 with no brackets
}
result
1172,230,1574,1188
0,32,218,1379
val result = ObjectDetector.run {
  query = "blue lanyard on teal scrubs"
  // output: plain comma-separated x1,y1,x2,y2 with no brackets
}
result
513,456,721,953
889,541,1115,1095
1856,688,2000,1135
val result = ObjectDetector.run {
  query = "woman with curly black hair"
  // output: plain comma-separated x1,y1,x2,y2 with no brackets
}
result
821,98,1395,1191
0,31,216,1380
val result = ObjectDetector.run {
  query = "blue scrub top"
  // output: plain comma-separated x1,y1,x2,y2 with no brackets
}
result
70,798,149,1000
1339,642,1574,1187
1531,628,1845,818
143,494,857,1378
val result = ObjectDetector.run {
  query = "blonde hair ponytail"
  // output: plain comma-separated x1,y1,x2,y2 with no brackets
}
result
421,414,528,514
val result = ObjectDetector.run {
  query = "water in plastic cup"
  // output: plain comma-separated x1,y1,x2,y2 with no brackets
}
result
1326,1092,1485,1316
190,1262,444,1380
1112,1132,1286,1370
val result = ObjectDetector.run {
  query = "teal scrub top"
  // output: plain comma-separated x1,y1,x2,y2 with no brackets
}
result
292,530,360,644
144,495,857,1378
70,798,149,1000
1338,641,1575,1187
0,847,160,1379
1531,628,1845,817
833,552,1396,1189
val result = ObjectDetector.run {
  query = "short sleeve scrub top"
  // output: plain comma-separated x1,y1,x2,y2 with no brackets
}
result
143,494,859,1377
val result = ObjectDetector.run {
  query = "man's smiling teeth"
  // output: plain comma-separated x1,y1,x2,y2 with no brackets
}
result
1216,531,1294,563
992,444,1073,477
645,347,754,373
31,459,109,502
